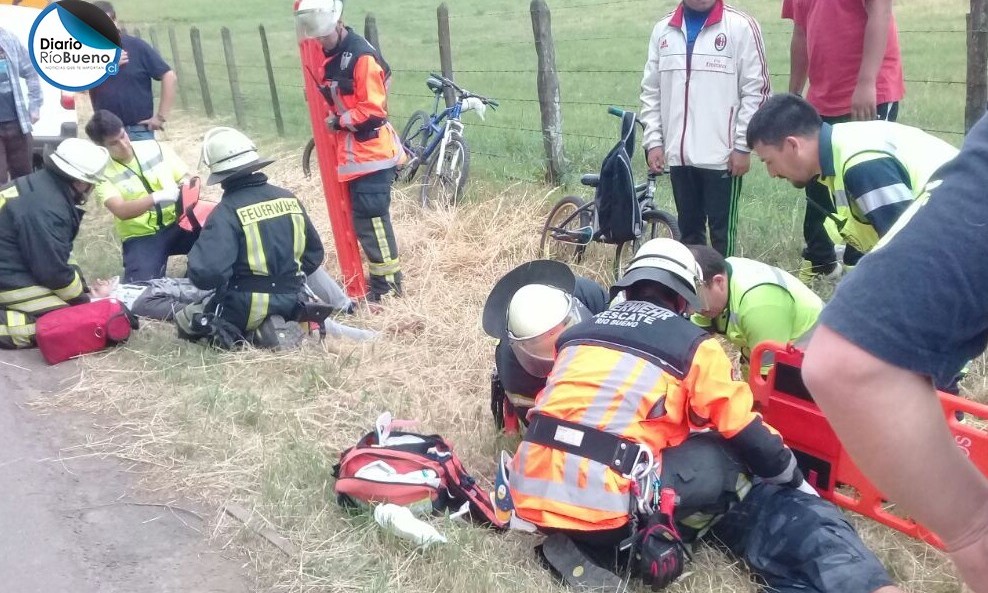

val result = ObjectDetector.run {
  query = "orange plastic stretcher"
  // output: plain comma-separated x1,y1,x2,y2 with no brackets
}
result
749,341,988,549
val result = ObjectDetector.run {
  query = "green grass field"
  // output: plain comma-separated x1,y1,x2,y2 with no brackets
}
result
58,1,982,592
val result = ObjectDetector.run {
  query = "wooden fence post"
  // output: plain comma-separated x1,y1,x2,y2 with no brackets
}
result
364,13,381,53
531,0,566,184
437,3,455,108
190,27,214,117
221,27,247,129
148,26,160,54
967,0,988,132
259,25,285,136
167,25,189,110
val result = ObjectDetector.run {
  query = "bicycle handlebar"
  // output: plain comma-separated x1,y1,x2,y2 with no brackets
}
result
429,72,498,108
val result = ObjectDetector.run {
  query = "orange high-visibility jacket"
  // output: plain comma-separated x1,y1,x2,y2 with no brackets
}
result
509,300,801,532
321,29,403,182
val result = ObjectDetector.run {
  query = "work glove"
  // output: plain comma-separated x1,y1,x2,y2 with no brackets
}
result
796,479,820,497
638,513,686,590
151,186,180,206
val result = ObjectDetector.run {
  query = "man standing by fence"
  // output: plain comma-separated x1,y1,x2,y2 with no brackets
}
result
640,0,770,257
295,0,404,302
89,1,178,141
783,0,904,281
0,25,42,183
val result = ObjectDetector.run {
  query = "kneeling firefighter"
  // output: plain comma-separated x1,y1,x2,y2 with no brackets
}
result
481,260,609,433
178,127,325,348
0,138,110,348
496,239,900,592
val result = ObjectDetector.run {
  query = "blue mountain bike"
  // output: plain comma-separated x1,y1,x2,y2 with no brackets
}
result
398,73,498,207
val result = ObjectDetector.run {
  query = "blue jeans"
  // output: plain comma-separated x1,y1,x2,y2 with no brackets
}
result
125,125,155,141
121,224,197,282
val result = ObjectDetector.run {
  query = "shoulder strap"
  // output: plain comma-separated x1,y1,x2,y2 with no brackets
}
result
620,111,637,159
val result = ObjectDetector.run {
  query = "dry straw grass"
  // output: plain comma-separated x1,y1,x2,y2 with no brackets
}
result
44,114,969,592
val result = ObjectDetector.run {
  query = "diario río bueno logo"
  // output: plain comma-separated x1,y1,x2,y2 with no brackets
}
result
28,0,122,91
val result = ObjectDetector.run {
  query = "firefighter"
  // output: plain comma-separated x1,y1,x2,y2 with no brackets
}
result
0,138,110,348
85,109,195,282
481,260,609,432
178,127,325,347
295,0,404,301
503,238,904,593
746,93,958,258
688,244,823,374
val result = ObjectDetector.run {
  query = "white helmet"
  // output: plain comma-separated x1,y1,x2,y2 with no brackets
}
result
295,0,343,41
48,138,109,184
506,284,587,378
200,127,273,185
610,238,702,309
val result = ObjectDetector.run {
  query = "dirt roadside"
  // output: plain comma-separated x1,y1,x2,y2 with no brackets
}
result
0,348,253,593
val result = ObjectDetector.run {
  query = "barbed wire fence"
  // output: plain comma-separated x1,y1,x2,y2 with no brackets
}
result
124,0,982,187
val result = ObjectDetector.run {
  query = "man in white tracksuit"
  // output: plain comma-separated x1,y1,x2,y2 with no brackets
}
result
640,0,770,256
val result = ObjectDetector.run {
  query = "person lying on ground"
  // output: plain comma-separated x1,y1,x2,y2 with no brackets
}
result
0,138,109,349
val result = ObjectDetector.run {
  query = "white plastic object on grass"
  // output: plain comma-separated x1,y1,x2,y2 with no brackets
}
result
374,504,447,548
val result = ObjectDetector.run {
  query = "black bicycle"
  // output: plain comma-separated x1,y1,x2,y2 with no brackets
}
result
539,107,680,279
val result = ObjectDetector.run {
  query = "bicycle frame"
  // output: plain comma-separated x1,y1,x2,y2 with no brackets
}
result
418,99,464,165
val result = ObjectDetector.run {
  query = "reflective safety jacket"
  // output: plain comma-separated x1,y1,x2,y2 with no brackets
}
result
321,29,403,182
693,257,822,360
94,140,188,241
818,121,958,253
187,173,324,331
509,300,802,532
0,169,88,314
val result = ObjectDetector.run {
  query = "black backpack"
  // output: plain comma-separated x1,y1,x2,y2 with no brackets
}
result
594,111,642,245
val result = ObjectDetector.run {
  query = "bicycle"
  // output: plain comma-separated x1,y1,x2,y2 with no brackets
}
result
539,107,680,279
397,73,498,208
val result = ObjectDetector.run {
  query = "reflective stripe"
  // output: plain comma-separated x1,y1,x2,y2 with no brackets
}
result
5,294,66,314
510,442,631,513
339,110,357,131
344,133,356,165
856,184,913,214
291,213,305,271
243,223,269,276
338,155,401,176
368,258,400,276
3,311,35,348
246,292,270,331
603,360,665,435
763,452,798,485
832,188,849,209
0,284,52,305
577,354,639,427
329,81,347,115
52,272,84,301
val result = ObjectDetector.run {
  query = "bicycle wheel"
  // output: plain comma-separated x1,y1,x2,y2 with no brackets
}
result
613,209,681,279
420,136,470,208
398,110,431,183
540,195,594,264
301,137,316,178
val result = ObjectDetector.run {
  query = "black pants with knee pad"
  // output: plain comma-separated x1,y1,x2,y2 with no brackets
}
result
349,167,402,298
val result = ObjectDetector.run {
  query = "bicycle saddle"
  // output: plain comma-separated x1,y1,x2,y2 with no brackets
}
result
580,173,600,187
426,76,444,94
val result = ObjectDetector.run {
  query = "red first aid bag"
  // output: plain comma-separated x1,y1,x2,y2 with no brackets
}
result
177,177,217,233
35,298,138,365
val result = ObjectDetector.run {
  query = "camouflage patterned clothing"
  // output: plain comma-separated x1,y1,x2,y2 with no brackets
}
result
710,483,894,593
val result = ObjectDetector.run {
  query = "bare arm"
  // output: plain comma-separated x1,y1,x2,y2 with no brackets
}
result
788,22,808,95
157,70,178,122
851,0,893,120
103,194,155,220
803,326,988,589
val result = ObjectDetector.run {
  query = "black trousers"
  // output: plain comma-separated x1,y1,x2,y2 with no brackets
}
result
669,166,742,257
121,223,198,283
802,102,900,270
350,167,402,297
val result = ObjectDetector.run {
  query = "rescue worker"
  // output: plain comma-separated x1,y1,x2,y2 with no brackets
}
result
746,93,959,257
177,127,325,347
481,260,609,432
85,109,195,282
688,244,823,374
503,238,905,593
295,0,403,301
0,138,110,348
